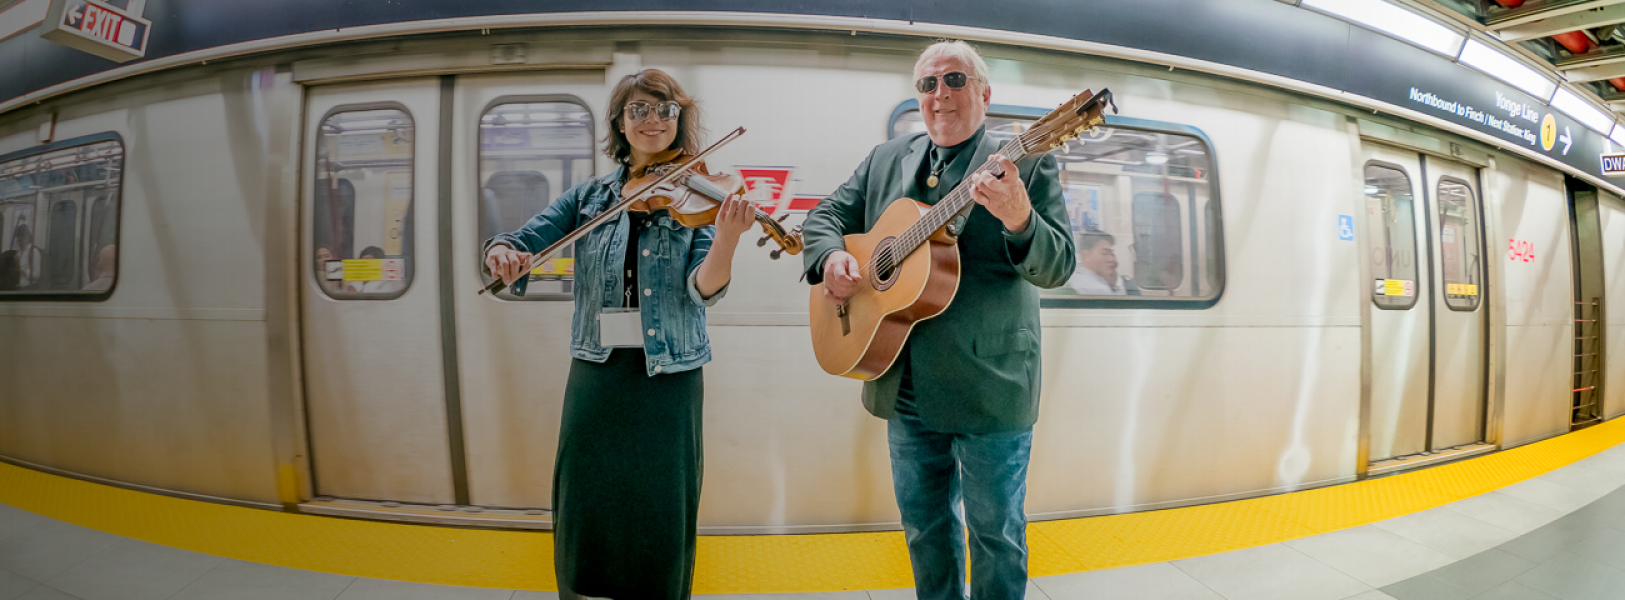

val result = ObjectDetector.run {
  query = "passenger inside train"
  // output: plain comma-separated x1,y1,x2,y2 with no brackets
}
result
1067,230,1137,296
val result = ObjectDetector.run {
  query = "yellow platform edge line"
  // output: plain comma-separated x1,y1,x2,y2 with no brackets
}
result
2,417,1623,593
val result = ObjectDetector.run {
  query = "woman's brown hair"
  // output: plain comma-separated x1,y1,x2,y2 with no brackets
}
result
603,69,704,166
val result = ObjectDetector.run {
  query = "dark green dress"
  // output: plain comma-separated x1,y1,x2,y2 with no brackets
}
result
553,212,704,600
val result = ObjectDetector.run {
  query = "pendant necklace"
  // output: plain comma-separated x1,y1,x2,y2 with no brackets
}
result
926,147,942,188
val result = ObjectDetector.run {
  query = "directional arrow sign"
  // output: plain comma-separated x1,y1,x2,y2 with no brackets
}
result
1560,126,1573,155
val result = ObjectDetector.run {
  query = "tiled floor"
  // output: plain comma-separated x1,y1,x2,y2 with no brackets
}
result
5,443,1625,600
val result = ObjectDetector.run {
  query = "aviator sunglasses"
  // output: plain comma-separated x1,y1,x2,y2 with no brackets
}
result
915,71,971,94
624,100,682,122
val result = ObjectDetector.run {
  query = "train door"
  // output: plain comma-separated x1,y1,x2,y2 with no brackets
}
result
450,71,608,510
1567,178,1606,429
300,79,456,505
1362,145,1431,463
1361,143,1489,469
1425,159,1487,449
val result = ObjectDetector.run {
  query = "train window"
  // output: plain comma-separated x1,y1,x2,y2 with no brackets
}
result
0,134,123,298
45,201,76,289
1365,162,1420,310
1436,177,1482,311
477,98,595,301
312,107,415,300
893,106,1225,307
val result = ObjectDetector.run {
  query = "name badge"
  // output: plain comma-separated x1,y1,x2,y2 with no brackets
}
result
598,308,645,348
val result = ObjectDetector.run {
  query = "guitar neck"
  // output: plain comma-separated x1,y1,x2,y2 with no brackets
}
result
894,139,1030,256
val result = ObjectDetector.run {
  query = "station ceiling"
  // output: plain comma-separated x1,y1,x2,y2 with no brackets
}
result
1418,0,1625,114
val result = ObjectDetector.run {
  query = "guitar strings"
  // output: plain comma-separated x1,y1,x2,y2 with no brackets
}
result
838,99,1098,295
857,118,1066,281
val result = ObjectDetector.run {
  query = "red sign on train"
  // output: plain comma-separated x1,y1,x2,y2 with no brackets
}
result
1509,238,1535,262
736,167,792,213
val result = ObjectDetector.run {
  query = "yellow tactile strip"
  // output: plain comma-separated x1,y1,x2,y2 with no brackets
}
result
2,417,1623,593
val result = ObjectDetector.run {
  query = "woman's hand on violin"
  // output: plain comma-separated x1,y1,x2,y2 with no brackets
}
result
714,194,755,243
485,244,533,285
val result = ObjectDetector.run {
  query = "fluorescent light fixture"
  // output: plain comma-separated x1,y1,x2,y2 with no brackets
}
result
1145,151,1169,165
1365,185,1381,195
1551,88,1614,135
0,0,48,43
1610,124,1625,148
1302,0,1466,57
1458,40,1557,100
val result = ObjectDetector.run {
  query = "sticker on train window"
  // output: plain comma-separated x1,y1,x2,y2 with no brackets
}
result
382,258,405,281
1375,279,1415,297
343,259,383,281
530,257,575,277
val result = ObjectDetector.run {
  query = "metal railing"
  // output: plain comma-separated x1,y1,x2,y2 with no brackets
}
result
1573,298,1603,429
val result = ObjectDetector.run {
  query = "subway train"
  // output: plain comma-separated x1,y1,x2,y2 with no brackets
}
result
0,5,1619,535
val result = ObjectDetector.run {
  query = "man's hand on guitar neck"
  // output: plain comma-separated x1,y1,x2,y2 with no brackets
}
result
970,154,1033,234
822,250,862,304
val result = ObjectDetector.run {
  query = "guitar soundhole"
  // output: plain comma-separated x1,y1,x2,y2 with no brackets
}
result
871,237,901,292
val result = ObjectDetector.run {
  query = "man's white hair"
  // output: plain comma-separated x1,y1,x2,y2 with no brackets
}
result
914,40,991,89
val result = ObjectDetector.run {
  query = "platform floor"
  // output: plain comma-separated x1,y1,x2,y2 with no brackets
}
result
5,432,1625,599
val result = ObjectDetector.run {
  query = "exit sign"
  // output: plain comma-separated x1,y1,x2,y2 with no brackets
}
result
41,0,149,62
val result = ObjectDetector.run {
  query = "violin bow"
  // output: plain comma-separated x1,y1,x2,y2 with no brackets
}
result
479,126,747,296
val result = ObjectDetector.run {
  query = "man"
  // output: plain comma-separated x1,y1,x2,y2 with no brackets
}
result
1067,230,1135,296
82,244,116,292
10,223,41,289
801,41,1074,600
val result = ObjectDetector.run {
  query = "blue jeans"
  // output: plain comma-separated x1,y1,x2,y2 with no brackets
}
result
888,407,1033,600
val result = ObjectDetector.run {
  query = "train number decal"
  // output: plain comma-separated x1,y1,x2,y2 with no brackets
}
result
1509,238,1535,262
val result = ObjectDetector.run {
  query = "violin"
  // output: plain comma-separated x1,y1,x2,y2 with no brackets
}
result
625,147,804,259
479,126,800,296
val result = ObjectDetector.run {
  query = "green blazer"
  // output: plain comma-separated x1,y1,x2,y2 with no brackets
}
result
802,131,1075,433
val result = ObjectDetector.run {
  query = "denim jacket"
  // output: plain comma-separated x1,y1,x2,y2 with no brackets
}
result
485,167,727,376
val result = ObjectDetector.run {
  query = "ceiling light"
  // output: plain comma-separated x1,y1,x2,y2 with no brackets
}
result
1458,40,1557,101
0,0,48,44
1610,124,1625,148
1145,151,1169,165
1550,88,1614,135
1365,185,1380,195
1302,0,1466,57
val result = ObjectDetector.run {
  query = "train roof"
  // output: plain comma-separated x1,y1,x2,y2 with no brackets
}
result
0,0,1621,186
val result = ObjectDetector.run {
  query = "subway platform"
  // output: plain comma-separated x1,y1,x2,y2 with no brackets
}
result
5,418,1625,600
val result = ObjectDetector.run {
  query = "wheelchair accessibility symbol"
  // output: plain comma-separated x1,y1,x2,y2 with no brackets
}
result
1338,215,1355,241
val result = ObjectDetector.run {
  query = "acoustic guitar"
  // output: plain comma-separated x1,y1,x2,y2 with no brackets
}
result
808,88,1117,379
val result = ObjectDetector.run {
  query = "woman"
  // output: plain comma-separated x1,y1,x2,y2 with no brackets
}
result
483,69,752,600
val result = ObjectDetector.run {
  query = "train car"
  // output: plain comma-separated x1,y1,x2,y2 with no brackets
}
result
0,0,1622,538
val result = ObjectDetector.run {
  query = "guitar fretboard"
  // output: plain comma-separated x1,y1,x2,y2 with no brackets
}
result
869,137,1032,277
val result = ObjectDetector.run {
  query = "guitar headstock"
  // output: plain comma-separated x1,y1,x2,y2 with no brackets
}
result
1025,88,1118,154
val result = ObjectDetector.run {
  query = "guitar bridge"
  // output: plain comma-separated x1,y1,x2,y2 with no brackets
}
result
837,302,850,336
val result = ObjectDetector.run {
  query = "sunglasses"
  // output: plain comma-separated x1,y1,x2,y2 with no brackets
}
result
624,100,682,122
915,71,972,94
